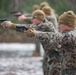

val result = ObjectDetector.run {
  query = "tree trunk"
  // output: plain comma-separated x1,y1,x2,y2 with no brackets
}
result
14,0,20,10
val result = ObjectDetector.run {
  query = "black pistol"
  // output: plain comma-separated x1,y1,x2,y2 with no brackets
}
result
11,11,23,17
16,25,28,32
0,18,9,23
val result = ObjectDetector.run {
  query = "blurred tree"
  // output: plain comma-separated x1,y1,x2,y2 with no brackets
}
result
0,0,76,43
14,0,20,10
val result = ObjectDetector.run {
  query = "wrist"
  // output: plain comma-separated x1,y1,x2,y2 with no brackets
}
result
10,23,16,29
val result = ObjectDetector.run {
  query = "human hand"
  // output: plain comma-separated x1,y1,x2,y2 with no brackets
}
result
18,14,26,22
24,27,36,37
1,21,13,29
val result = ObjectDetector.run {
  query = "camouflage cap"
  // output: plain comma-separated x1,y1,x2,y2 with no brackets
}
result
40,1,49,10
32,5,39,11
32,10,45,21
42,6,53,15
59,11,76,27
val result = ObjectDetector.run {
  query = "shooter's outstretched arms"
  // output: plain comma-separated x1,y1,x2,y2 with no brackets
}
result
1,21,28,32
0,18,9,23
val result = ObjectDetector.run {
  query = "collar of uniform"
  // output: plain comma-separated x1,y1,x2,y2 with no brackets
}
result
43,18,47,22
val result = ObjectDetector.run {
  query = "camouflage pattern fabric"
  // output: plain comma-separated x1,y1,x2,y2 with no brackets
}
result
46,14,58,31
25,14,59,74
35,28,76,75
43,14,58,75
43,52,50,75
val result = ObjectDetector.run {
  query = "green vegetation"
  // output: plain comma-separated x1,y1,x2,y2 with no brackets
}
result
0,0,76,18
48,0,76,15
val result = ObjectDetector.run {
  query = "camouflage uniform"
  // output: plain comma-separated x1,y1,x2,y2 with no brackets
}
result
42,6,59,75
17,11,60,75
46,14,58,31
42,6,58,31
30,11,76,75
6,10,59,75
10,17,60,75
22,16,32,24
34,28,76,75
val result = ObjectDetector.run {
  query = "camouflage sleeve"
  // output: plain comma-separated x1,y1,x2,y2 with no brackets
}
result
35,31,62,45
59,31,76,70
34,30,76,51
42,21,57,32
25,14,32,17
61,31,76,46
46,15,58,31
10,23,32,32
35,30,76,44
48,22,57,32
24,17,32,23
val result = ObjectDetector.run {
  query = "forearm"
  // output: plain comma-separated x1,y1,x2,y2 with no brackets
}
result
24,17,32,23
10,23,29,32
35,31,50,39
35,31,62,52
10,23,17,29
35,31,62,44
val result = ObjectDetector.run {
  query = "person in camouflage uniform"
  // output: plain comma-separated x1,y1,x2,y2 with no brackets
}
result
13,6,58,59
1,10,59,75
17,6,59,75
41,5,59,75
1,10,55,33
24,10,76,75
42,6,58,31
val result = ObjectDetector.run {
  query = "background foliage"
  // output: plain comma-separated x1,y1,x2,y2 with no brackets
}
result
0,0,76,42
0,0,76,17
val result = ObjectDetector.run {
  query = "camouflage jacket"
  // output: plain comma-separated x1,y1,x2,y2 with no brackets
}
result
24,16,32,24
23,14,32,24
11,18,60,75
46,13,58,31
35,28,76,71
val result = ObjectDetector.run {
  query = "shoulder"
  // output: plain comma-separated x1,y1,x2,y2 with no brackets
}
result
62,30,76,43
